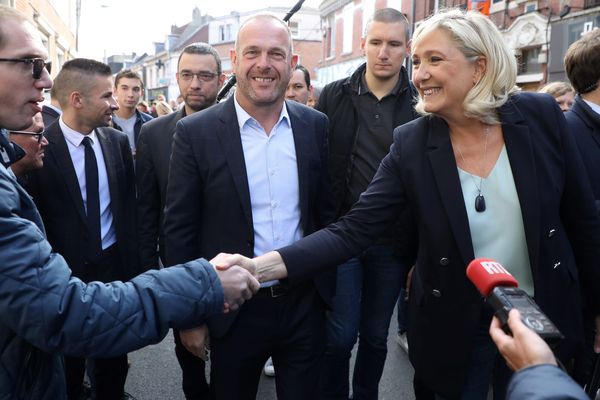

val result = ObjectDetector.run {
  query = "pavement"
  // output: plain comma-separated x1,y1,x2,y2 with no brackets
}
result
125,308,416,399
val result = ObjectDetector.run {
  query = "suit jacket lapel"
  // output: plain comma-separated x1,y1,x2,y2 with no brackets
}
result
46,124,87,225
501,100,540,277
216,97,253,229
427,118,474,266
96,128,120,222
287,101,310,230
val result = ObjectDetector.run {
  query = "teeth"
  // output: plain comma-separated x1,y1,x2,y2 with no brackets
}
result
254,77,274,82
423,88,439,96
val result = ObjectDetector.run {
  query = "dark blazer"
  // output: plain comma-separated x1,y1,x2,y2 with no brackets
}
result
164,97,336,337
566,96,600,212
41,105,60,128
29,120,140,281
136,108,186,268
279,92,600,396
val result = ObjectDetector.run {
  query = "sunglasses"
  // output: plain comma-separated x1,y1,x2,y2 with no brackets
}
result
9,131,45,143
0,58,52,79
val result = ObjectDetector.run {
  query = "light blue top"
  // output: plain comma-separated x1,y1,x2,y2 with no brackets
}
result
234,96,302,287
458,145,534,295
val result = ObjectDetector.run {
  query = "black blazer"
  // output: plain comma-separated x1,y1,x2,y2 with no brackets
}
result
136,108,186,268
567,96,600,211
41,105,60,128
29,121,140,281
279,92,600,396
164,97,336,337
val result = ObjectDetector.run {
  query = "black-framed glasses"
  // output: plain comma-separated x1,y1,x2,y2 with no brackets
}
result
9,131,44,143
0,58,52,79
179,71,218,82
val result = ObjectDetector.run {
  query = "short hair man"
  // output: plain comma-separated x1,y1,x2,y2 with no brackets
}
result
164,14,335,399
8,112,47,181
136,41,225,399
0,6,258,399
565,29,600,210
315,8,418,399
285,64,313,105
28,58,144,399
112,69,153,155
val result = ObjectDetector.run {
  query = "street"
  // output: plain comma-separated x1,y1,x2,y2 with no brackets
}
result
125,309,416,399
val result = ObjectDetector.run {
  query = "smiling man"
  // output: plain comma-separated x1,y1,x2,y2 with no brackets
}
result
164,13,335,400
315,8,419,400
27,58,140,400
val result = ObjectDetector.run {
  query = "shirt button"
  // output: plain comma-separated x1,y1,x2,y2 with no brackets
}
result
432,289,442,298
547,229,556,238
439,257,450,266
374,114,380,119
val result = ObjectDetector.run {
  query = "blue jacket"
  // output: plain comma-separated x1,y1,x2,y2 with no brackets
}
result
0,129,224,399
507,365,587,400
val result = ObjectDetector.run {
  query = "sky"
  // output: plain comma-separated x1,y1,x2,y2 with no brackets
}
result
78,0,321,61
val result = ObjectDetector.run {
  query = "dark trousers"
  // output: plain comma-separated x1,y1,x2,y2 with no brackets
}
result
64,245,129,400
173,329,209,399
210,283,326,400
65,355,128,400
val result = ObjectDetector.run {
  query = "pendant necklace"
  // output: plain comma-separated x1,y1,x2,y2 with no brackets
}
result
454,125,490,213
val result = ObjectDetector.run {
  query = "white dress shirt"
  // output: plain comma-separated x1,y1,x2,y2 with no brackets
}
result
234,97,303,286
59,117,116,250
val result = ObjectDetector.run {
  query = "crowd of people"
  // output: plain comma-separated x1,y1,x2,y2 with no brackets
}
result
1,3,600,400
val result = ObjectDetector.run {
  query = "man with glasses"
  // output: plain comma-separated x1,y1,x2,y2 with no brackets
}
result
136,41,225,400
112,69,153,156
0,7,259,399
8,112,47,183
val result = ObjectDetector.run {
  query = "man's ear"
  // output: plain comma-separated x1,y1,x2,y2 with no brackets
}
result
70,91,83,109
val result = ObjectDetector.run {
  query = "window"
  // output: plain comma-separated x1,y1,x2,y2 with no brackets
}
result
326,14,336,58
517,47,541,74
289,21,299,36
0,0,15,6
219,24,232,42
524,1,537,13
342,3,353,54
362,0,375,34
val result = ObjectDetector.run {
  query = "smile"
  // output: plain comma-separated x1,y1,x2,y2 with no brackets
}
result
253,77,274,83
422,88,440,96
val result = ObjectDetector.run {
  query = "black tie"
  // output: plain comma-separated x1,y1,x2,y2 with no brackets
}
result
82,136,102,263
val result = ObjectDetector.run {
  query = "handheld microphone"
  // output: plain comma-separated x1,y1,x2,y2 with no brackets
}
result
466,258,564,342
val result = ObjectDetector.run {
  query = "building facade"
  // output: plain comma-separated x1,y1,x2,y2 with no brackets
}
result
2,0,77,81
317,0,599,90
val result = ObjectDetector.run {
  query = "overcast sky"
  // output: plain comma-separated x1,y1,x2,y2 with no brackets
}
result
78,0,321,61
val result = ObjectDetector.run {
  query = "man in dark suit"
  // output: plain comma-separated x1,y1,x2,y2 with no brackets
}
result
164,14,335,400
136,42,225,399
28,58,139,400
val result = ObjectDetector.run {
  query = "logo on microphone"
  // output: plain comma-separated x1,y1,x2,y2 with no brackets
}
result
480,261,510,275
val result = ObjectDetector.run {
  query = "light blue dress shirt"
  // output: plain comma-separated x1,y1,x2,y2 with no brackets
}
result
459,145,534,295
234,97,303,287
59,118,117,250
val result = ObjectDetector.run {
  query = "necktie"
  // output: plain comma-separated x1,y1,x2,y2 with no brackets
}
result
82,136,102,263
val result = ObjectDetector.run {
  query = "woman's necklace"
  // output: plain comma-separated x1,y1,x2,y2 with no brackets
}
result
454,125,490,213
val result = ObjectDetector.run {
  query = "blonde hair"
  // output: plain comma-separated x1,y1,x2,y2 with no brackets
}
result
411,8,517,124
155,100,173,116
538,81,574,98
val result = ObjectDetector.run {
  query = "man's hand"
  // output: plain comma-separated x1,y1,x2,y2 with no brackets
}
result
213,262,259,312
489,309,557,371
180,325,210,360
211,252,257,276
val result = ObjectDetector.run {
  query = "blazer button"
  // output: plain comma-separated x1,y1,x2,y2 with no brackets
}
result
432,289,442,298
547,229,556,238
439,257,450,266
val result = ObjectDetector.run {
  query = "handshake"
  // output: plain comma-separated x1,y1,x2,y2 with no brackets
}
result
208,252,286,313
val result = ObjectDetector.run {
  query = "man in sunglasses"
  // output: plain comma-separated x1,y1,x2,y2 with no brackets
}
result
8,112,47,183
0,6,259,399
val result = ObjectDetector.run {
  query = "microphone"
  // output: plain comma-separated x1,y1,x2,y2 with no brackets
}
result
466,258,563,342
